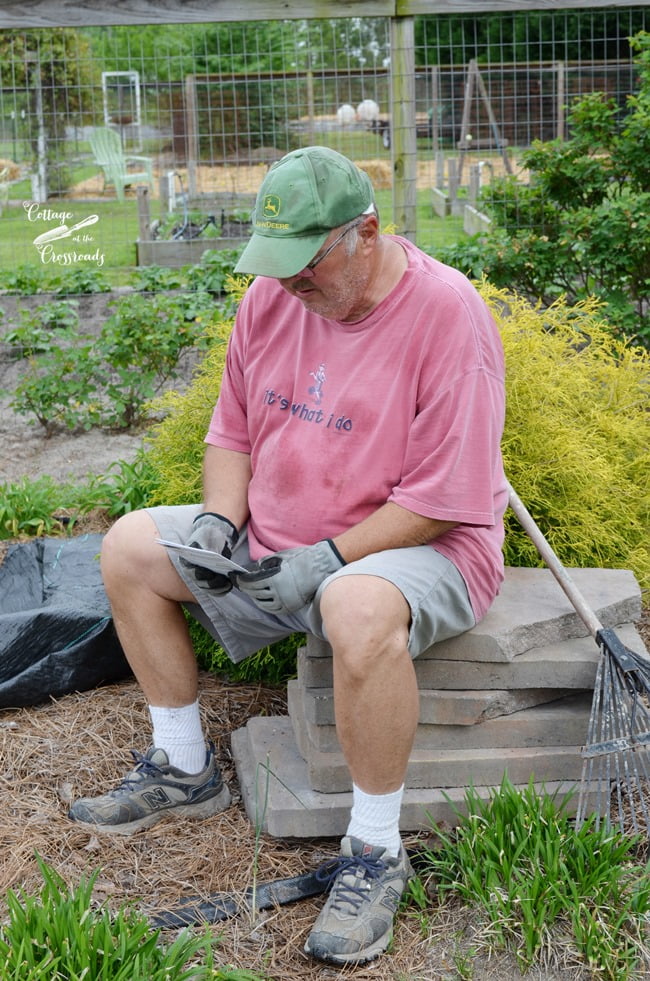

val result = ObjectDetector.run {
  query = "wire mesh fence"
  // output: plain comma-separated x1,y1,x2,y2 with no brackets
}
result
0,6,648,284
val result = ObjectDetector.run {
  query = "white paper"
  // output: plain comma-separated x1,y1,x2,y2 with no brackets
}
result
156,539,249,574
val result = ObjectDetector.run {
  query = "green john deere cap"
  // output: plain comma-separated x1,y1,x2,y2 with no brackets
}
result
234,146,375,278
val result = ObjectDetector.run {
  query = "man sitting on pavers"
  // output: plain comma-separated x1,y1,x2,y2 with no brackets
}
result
69,146,507,966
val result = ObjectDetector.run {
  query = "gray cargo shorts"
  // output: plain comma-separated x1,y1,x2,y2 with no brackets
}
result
148,504,476,665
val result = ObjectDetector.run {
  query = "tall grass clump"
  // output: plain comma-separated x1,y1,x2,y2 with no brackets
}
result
0,855,221,980
418,777,650,977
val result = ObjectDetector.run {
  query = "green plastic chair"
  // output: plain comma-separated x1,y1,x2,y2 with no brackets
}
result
89,127,154,202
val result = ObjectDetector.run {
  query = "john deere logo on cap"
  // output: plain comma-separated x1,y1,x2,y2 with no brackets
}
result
262,195,281,218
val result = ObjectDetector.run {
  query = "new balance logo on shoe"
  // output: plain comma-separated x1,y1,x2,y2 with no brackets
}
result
141,787,173,810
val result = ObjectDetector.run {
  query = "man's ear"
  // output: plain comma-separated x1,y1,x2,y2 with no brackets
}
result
359,214,380,247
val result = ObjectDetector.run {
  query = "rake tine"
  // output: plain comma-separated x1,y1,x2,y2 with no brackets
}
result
507,483,650,837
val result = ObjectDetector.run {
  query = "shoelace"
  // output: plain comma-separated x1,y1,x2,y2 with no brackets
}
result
314,853,388,913
115,750,166,792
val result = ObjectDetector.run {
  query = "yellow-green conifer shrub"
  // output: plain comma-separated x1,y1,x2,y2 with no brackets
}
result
145,276,251,506
482,283,649,591
145,276,649,592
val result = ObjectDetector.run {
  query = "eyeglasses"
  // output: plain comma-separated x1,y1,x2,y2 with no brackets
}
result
298,218,365,278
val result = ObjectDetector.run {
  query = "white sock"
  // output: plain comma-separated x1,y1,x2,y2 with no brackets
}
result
148,701,207,774
346,783,404,858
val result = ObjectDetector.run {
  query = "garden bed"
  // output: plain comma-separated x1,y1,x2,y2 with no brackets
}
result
136,235,245,268
0,288,198,486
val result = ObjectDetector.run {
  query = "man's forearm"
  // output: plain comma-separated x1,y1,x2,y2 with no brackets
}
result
331,502,457,564
201,444,252,531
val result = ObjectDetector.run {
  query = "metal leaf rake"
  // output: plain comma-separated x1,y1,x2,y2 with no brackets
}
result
508,483,650,837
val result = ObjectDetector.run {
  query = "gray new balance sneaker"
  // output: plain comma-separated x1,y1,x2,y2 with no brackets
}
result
68,745,230,835
304,836,413,965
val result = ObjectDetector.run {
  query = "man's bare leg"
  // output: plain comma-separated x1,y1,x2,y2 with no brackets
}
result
304,574,416,963
101,509,198,707
68,509,231,832
320,573,418,796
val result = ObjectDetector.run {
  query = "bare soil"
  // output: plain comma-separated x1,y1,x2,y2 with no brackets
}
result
0,291,192,487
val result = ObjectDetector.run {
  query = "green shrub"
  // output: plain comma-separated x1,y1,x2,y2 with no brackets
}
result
483,283,650,591
4,300,79,356
9,292,208,433
98,292,205,428
144,280,246,505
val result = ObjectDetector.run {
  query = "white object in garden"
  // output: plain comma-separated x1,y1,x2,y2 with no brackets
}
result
356,99,380,122
336,103,356,125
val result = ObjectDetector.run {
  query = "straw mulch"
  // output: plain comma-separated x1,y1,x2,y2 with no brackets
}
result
0,666,612,980
0,671,464,980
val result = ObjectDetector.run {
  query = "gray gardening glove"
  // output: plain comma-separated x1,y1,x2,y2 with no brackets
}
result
234,540,345,614
181,511,239,593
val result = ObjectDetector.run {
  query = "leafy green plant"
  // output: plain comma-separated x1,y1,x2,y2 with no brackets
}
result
0,262,47,295
97,292,204,428
419,777,650,977
10,342,99,434
87,451,160,518
0,855,218,980
0,455,161,539
154,209,224,243
129,264,183,292
52,265,111,295
0,475,75,538
184,248,245,295
4,300,79,355
9,290,210,433
178,289,218,323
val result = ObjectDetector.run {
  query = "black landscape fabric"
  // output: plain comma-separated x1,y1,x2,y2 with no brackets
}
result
0,535,130,708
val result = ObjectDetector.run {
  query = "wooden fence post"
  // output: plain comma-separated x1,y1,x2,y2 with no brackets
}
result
390,14,417,242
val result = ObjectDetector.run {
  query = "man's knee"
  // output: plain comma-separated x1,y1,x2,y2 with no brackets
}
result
320,574,410,658
101,509,158,583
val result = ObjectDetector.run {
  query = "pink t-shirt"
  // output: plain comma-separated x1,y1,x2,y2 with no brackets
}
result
206,237,507,620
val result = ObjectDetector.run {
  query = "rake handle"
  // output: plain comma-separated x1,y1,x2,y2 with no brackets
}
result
507,482,604,641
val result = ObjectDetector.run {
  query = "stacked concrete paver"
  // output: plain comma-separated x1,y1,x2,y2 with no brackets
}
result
231,567,647,837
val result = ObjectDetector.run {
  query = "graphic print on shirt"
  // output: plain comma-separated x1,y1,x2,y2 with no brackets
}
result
308,362,326,404
261,360,353,433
